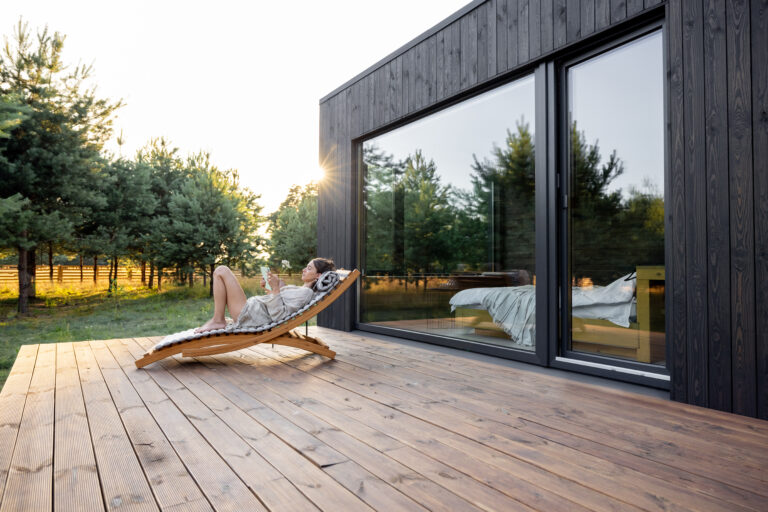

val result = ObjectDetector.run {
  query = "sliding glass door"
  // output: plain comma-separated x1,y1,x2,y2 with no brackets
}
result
562,29,666,369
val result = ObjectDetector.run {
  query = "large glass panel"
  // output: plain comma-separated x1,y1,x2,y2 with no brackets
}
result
567,30,665,365
360,75,536,350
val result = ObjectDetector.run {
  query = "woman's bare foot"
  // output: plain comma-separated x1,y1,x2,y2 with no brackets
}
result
195,318,227,333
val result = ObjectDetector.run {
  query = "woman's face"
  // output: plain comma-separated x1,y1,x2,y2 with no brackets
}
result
301,260,320,283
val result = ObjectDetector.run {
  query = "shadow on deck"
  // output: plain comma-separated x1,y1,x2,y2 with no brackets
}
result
0,328,766,511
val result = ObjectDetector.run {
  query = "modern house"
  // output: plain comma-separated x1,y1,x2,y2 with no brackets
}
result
318,0,767,419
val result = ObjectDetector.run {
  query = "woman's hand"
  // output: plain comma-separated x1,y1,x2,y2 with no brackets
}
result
267,272,281,294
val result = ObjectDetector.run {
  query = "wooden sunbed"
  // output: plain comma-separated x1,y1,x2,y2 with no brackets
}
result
135,269,360,368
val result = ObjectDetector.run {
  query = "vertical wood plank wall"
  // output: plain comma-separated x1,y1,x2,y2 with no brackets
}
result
318,0,768,419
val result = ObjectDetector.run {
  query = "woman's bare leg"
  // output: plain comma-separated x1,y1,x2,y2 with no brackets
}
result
195,266,247,332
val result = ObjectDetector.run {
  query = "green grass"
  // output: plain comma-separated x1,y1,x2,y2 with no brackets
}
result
0,277,310,391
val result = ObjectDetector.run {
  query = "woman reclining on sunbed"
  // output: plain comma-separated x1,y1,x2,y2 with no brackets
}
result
195,257,336,333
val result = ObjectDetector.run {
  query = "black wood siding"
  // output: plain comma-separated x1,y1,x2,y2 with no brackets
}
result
318,0,768,419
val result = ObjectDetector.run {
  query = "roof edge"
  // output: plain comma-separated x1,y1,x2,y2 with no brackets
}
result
319,0,487,104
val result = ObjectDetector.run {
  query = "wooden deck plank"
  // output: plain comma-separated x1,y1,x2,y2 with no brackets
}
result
0,344,54,512
105,339,266,512
180,354,481,512
236,345,610,512
0,344,38,505
381,343,768,443
73,341,159,511
53,343,104,512
321,335,768,507
338,335,768,482
124,338,365,512
346,331,768,436
268,350,642,512
314,350,768,509
2,330,768,511
330,334,768,479
166,358,348,467
254,342,761,512
88,339,212,511
323,460,428,512
248,346,634,512
145,356,326,512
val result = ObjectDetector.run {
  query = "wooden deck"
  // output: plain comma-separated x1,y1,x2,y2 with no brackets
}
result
1,329,767,511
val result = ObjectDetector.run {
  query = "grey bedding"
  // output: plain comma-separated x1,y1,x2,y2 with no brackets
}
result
450,274,636,346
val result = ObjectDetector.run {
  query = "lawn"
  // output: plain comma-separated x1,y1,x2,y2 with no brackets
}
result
0,277,307,390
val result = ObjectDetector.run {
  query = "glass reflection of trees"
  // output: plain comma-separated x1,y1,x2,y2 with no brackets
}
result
569,121,664,286
363,118,536,280
363,120,663,285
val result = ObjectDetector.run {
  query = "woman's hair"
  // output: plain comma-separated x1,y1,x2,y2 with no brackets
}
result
311,257,336,275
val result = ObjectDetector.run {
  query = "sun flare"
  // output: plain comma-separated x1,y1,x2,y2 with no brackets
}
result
312,165,326,183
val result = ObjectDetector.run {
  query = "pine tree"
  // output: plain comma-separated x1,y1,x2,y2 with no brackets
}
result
267,183,318,273
0,20,121,312
154,152,264,295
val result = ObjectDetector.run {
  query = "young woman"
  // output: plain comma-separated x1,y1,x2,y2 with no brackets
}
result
194,257,336,333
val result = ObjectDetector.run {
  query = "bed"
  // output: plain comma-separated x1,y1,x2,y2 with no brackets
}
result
449,274,636,348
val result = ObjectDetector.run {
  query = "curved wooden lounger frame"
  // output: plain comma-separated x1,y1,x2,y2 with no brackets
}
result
135,269,360,368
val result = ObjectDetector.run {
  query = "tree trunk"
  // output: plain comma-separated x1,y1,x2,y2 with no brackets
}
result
48,242,53,281
209,264,215,297
158,267,162,291
93,256,98,283
27,247,36,299
141,261,146,285
79,254,83,281
189,270,193,287
17,245,30,314
148,262,154,289
202,267,207,288
114,256,119,286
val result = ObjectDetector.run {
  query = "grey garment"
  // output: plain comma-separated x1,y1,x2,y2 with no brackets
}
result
226,285,314,331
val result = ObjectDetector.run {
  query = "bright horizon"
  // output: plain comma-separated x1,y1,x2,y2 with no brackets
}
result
4,0,471,214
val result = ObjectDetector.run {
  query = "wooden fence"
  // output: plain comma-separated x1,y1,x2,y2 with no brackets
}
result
0,265,242,285
1,265,151,285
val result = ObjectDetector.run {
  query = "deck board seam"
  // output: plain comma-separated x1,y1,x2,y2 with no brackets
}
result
190,347,490,512
224,344,585,512
79,340,161,511
0,344,39,508
182,352,435,512
126,337,324,511
256,340,766,510
113,338,266,511
324,335,768,500
247,344,635,512
95,339,215,511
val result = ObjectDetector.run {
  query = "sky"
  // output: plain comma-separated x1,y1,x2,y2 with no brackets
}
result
367,75,536,193
4,0,471,213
